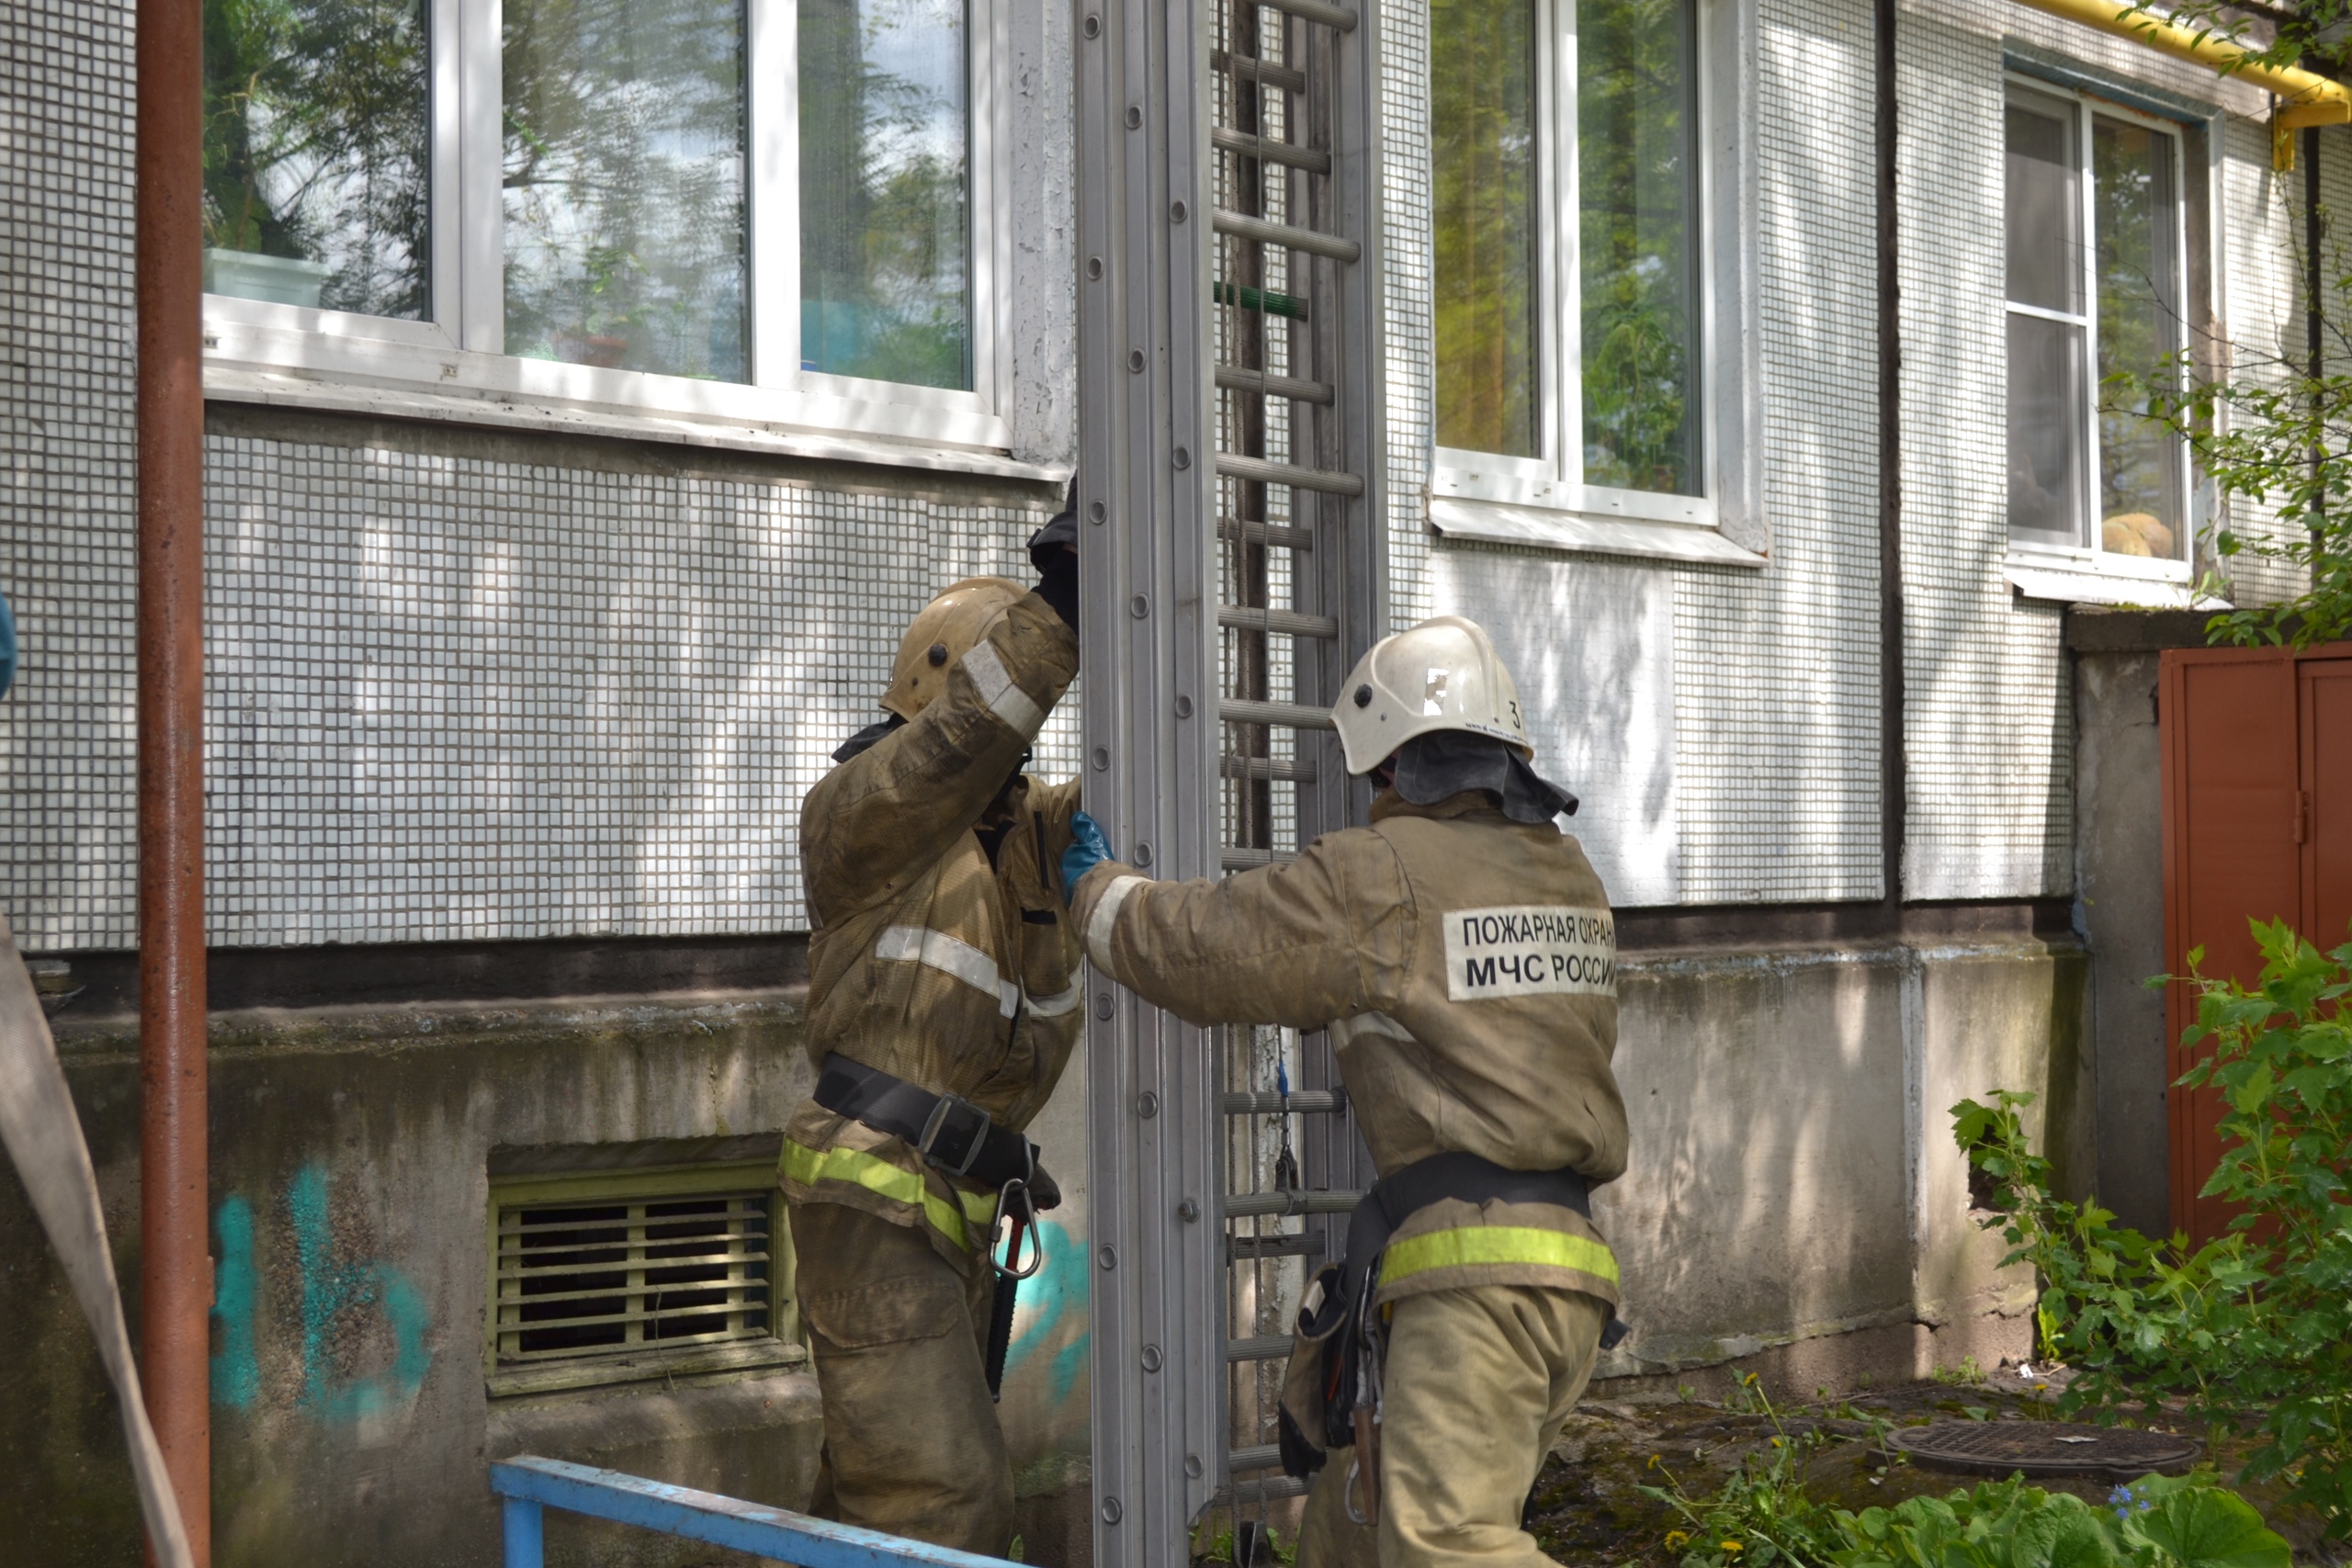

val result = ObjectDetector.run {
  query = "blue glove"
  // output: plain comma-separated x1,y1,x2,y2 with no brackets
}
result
1061,810,1115,906
0,588,16,700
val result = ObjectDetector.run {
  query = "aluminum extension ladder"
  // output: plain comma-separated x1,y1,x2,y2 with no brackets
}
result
1076,0,1384,1558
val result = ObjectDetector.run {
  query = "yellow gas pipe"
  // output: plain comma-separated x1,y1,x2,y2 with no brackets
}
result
2012,0,2352,168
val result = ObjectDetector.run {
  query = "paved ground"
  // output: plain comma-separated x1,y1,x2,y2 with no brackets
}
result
1528,1366,2343,1565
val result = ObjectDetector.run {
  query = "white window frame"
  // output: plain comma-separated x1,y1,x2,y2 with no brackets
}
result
2003,73,2196,593
1427,0,1734,558
200,0,1023,461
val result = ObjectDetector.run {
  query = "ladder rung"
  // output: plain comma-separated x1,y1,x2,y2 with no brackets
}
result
1218,604,1338,638
1224,1189,1363,1218
1227,1334,1295,1362
1213,209,1362,264
1218,517,1316,551
1220,698,1335,730
1216,452,1364,497
1212,282,1308,320
1218,755,1318,784
1221,846,1299,871
1230,1445,1284,1473
1222,1089,1348,1114
1227,1231,1327,1264
1216,365,1334,404
1216,1475,1312,1506
1261,0,1359,31
1212,51,1306,94
1211,126,1333,174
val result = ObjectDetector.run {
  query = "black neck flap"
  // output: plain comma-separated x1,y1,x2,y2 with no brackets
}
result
1388,730,1577,824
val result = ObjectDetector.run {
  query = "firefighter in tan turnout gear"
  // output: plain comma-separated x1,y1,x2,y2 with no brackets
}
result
1061,615,1629,1568
783,503,1083,1554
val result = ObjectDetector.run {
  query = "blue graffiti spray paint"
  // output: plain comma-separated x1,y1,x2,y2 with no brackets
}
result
209,1196,260,1410
1001,1219,1091,1404
288,1164,433,1421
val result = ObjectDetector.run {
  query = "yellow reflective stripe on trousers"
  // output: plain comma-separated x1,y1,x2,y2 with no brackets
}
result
783,1140,998,1251
1377,1225,1621,1289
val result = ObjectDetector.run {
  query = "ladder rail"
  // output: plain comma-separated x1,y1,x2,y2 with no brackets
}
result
1083,0,1383,1557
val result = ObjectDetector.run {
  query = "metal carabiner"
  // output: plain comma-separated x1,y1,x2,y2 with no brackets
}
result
1343,1455,1371,1526
988,1176,1046,1280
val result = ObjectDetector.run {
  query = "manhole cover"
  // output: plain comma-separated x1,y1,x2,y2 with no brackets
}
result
1888,1421,2201,1480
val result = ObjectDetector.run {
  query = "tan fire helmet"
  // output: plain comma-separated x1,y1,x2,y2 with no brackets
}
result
879,576,1031,720
1330,615,1532,775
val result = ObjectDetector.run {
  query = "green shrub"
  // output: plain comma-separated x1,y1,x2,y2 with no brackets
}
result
1650,1449,2288,1568
1952,919,2352,1536
1830,1474,2288,1568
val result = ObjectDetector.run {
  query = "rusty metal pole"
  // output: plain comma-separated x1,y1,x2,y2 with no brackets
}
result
136,0,210,1561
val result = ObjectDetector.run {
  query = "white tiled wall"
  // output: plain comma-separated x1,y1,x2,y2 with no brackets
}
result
1894,3,2071,900
0,4,1075,953
1670,0,1886,905
200,436,1072,948
2219,111,2318,609
0,1,138,950
7,422,1073,951
1375,0,2312,910
1380,0,1434,633
2,0,2330,953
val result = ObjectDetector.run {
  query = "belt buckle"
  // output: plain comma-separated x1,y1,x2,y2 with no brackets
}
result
918,1093,992,1178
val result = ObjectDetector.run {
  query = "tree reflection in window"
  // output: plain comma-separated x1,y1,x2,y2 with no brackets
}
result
798,0,972,390
1431,0,1541,459
1577,0,1700,497
503,0,749,381
200,0,430,319
2093,116,2183,557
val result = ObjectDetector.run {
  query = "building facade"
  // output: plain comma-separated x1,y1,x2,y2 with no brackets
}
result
0,0,2323,1562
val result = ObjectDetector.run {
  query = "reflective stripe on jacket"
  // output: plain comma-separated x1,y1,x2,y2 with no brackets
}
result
1069,790,1626,1306
781,1138,1001,1252
786,592,1083,1265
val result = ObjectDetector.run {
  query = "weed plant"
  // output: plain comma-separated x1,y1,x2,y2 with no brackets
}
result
1642,1386,2290,1568
1953,921,2352,1539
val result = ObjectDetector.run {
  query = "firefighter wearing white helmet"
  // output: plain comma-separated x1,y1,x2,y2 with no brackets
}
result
1063,615,1629,1568
784,500,1085,1555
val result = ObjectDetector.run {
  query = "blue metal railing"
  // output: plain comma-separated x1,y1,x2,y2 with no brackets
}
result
490,1455,1023,1568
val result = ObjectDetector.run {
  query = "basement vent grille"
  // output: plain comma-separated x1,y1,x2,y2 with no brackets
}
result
495,1192,775,1361
483,1155,800,1397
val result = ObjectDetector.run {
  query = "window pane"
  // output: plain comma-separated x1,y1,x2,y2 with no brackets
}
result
503,0,749,381
200,0,430,318
2094,116,2185,560
2008,311,2087,544
2005,90,2079,314
1577,0,1701,496
1430,0,1540,457
799,0,972,389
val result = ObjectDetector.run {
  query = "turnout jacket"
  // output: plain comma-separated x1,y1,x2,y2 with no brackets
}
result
785,592,1084,1269
1070,790,1626,1306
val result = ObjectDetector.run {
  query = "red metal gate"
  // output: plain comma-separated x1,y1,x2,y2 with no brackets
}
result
2159,645,2352,1242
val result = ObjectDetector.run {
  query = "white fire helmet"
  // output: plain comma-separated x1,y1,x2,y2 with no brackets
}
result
1330,615,1531,776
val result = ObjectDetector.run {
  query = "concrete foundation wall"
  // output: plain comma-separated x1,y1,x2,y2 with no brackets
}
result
0,933,2084,1565
0,996,1091,1568
1595,934,2082,1390
2073,644,2173,1239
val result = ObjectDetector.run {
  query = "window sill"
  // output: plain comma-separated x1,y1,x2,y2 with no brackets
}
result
205,367,1066,484
2004,558,2223,610
201,300,1066,485
1429,494,1766,569
487,1337,808,1400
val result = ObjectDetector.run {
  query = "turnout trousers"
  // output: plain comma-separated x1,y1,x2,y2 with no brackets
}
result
1300,1286,1608,1568
788,1201,1014,1555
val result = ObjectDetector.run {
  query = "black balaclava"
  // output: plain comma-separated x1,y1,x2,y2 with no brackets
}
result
831,713,907,763
1383,730,1577,825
